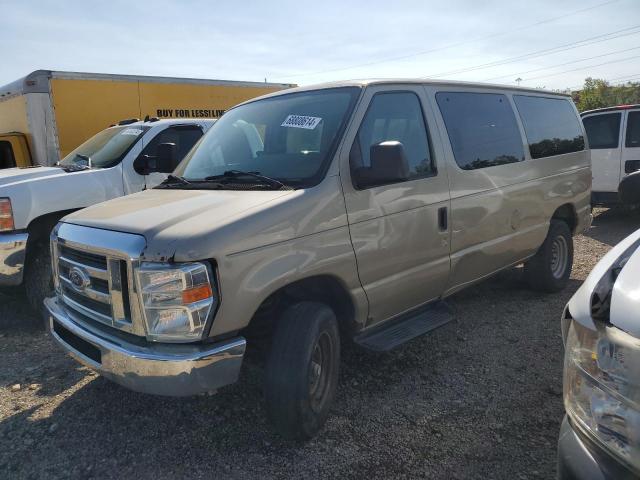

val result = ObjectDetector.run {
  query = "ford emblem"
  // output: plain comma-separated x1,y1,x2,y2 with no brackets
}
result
68,266,91,292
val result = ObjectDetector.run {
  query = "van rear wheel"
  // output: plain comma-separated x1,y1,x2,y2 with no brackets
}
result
264,301,340,440
524,220,573,293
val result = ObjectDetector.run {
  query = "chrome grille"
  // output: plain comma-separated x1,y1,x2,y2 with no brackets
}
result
52,223,147,336
57,244,131,326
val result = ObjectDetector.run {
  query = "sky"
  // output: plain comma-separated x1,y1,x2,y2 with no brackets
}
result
1,0,639,90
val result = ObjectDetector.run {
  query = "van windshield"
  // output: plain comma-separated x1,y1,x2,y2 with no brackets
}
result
59,125,150,169
175,87,361,188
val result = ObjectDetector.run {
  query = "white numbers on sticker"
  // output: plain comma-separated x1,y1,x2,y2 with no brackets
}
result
281,115,322,130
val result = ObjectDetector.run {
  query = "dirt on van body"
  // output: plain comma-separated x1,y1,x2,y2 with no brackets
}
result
0,208,638,480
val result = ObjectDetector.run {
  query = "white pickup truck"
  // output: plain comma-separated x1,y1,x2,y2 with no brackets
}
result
0,118,214,317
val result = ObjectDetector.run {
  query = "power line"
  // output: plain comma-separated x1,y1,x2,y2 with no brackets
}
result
422,25,640,79
608,72,640,82
520,54,640,82
482,45,640,82
274,0,620,80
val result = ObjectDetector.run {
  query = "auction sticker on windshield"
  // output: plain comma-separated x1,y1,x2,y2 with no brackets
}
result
281,115,322,130
121,128,144,136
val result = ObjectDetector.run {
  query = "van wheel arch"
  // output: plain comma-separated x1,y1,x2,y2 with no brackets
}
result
243,275,357,342
551,203,578,234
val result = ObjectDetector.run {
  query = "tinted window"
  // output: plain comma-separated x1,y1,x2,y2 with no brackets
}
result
583,113,621,149
436,92,525,170
141,126,203,166
626,111,640,148
350,92,434,184
0,141,16,169
514,96,584,158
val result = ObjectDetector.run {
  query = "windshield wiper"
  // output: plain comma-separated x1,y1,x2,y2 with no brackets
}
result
204,170,291,190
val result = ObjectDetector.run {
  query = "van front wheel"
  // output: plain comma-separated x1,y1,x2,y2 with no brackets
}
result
265,301,340,440
524,220,573,293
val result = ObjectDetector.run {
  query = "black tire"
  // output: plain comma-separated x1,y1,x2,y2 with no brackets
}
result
524,220,573,293
265,301,340,440
23,239,53,328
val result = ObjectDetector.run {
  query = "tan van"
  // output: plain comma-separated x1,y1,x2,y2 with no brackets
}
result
46,80,591,439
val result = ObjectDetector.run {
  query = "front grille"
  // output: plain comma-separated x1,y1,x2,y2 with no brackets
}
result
55,242,135,331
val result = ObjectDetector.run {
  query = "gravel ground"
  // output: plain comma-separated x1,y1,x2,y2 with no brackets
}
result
1,208,639,480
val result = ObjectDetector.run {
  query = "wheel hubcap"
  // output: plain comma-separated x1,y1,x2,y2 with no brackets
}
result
309,331,333,413
550,235,568,279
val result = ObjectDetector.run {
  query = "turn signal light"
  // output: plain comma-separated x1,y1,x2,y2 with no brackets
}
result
182,284,213,304
0,198,14,232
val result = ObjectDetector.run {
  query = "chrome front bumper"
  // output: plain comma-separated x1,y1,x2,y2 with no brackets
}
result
46,296,246,396
0,232,29,286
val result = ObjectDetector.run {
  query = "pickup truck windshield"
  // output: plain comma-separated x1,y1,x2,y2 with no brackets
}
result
175,87,361,188
59,125,150,169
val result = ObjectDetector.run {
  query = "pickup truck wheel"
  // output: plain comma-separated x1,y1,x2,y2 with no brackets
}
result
524,220,573,293
265,301,340,440
24,240,53,328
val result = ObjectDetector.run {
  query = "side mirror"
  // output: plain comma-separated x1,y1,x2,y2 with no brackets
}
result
155,142,178,173
619,171,640,204
133,142,178,175
354,141,410,188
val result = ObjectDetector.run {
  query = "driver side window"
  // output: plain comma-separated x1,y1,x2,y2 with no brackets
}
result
350,91,435,187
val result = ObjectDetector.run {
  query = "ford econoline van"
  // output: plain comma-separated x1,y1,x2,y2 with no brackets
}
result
46,80,591,438
582,104,640,206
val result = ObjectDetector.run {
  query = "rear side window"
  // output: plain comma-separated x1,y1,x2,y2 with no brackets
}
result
583,113,621,149
513,96,584,158
351,91,434,180
626,111,640,148
0,141,16,169
436,92,525,170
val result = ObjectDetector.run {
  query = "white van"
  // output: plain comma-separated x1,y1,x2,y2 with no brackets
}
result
581,105,640,206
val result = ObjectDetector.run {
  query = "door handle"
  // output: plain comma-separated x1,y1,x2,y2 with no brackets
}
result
438,207,448,231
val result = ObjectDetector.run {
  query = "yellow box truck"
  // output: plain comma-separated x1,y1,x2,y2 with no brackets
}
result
0,70,294,169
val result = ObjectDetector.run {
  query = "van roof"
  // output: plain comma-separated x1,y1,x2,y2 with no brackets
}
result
580,104,640,116
0,70,296,99
234,78,573,107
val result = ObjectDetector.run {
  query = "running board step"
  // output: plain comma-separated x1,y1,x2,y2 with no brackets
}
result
354,302,453,352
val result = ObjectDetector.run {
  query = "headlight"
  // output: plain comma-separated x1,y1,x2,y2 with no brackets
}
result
564,319,640,471
0,198,15,232
136,262,217,342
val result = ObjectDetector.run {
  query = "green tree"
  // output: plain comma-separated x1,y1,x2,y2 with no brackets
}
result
573,77,640,112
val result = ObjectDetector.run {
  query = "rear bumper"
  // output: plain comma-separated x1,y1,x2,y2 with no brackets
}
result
0,232,28,286
591,191,620,207
46,296,246,396
557,416,637,480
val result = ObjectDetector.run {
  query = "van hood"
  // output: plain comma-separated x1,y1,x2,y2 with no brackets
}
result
64,187,299,248
62,177,347,262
